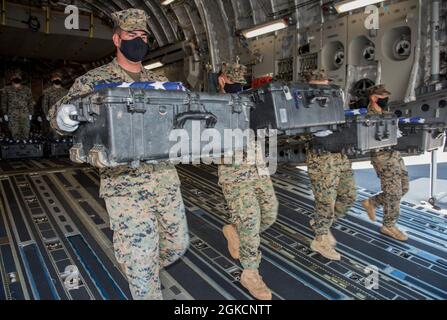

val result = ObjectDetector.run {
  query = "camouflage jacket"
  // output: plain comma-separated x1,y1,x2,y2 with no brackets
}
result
49,58,173,198
1,85,34,117
42,86,68,116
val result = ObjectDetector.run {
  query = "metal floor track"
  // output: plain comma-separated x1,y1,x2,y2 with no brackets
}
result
0,159,446,300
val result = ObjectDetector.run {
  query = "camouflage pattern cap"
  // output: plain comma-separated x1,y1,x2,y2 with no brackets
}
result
111,9,150,34
223,62,248,85
9,69,22,80
368,84,391,97
51,70,63,79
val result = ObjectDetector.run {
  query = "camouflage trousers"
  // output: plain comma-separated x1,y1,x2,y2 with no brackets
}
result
307,152,356,236
221,176,278,270
8,115,30,140
369,150,409,227
104,182,189,300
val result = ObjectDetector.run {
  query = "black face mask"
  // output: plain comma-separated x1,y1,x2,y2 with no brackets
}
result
119,37,149,63
52,80,62,86
12,78,22,84
377,97,389,109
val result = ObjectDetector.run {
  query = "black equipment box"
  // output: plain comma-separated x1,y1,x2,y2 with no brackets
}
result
48,140,73,158
397,122,446,153
312,114,398,155
1,142,44,160
68,88,252,167
247,82,346,136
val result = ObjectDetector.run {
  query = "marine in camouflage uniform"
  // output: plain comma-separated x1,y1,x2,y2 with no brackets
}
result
362,85,409,241
41,71,68,139
303,70,356,261
1,70,35,140
218,62,277,300
225,61,247,85
219,161,278,300
50,9,189,300
218,59,248,93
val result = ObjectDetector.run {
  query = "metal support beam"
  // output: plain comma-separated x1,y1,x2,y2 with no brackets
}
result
43,5,50,34
427,0,442,209
143,0,178,42
431,0,441,82
194,0,216,72
1,0,6,25
429,149,438,203
89,13,94,38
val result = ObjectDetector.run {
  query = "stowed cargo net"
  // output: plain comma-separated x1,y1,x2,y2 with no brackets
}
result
68,82,252,168
311,109,399,155
246,82,346,136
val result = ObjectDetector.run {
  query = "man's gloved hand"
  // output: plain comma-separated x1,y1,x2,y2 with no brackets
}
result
46,115,50,122
56,104,80,133
29,115,33,121
313,130,333,138
3,115,9,122
397,129,403,139
37,116,42,123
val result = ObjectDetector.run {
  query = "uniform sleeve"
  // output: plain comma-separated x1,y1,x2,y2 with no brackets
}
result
0,89,6,115
157,74,169,82
27,88,35,114
144,70,169,82
367,105,382,116
298,134,313,142
49,76,94,135
218,77,226,93
42,91,49,116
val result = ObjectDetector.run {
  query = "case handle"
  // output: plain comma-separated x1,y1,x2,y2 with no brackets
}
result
174,111,218,129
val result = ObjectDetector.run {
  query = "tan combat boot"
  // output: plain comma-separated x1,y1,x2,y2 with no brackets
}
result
362,199,377,221
310,219,337,247
381,226,408,241
222,224,240,259
327,230,337,247
311,235,341,261
240,269,272,300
